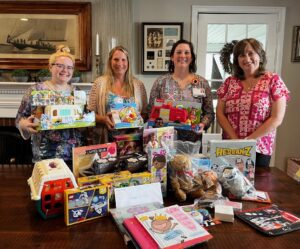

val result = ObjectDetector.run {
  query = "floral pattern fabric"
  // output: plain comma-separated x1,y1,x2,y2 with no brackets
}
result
15,82,86,163
217,72,290,155
148,74,215,127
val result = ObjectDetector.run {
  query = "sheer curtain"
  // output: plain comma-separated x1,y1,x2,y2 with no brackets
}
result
93,0,133,76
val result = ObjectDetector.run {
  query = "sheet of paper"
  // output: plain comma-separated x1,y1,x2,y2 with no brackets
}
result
114,182,163,209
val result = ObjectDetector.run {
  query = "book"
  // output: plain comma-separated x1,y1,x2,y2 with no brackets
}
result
135,205,213,249
110,202,164,245
210,139,256,184
123,217,159,249
236,205,300,236
229,190,271,203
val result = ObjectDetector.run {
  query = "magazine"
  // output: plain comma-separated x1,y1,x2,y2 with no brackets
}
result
236,205,300,236
135,205,212,249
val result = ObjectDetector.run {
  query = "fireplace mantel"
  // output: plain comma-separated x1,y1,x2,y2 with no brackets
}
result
0,82,92,118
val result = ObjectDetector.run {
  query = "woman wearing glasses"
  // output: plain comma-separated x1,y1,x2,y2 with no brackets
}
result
16,45,86,167
88,46,148,143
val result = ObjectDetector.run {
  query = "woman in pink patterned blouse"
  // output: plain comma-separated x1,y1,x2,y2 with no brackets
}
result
216,38,290,167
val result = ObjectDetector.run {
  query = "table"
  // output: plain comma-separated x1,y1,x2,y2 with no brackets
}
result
0,164,299,249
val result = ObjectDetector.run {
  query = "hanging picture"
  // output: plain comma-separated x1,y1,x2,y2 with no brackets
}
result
142,22,183,73
291,26,300,62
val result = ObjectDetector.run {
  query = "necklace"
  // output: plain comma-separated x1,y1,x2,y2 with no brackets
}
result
243,79,258,91
45,80,70,92
172,74,193,89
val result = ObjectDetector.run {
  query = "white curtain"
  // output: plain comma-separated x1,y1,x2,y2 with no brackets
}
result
93,0,133,75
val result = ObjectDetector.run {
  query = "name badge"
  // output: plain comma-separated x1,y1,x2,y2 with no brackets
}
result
192,87,206,98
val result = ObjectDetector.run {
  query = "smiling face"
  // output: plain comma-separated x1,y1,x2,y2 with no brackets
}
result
171,43,192,71
49,56,74,84
237,43,260,77
110,50,128,77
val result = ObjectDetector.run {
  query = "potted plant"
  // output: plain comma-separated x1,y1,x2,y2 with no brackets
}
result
36,69,51,82
11,69,29,82
70,70,82,83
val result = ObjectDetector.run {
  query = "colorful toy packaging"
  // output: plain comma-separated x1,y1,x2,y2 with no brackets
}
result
110,103,144,129
72,143,118,178
148,99,202,133
64,184,109,226
148,148,167,196
31,90,95,130
27,158,78,219
210,139,256,184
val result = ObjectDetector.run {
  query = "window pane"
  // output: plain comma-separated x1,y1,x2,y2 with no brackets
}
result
207,24,226,44
248,24,266,48
228,24,246,41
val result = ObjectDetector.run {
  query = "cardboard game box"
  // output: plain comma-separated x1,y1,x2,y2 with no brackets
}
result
64,184,109,226
31,90,95,130
210,139,256,184
72,143,118,178
110,103,144,129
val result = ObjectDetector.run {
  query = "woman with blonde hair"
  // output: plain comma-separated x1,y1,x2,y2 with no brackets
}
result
89,45,148,143
16,45,86,167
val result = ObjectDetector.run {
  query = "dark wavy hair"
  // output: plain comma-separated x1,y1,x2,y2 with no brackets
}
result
232,38,267,80
168,39,196,73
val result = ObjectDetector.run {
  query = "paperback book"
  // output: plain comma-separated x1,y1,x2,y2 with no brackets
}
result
134,205,213,249
236,205,300,236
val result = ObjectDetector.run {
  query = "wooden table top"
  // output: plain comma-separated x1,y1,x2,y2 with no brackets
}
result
0,164,299,249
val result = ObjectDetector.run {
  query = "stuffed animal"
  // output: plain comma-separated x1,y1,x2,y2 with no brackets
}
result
198,170,222,200
218,166,254,198
169,154,205,202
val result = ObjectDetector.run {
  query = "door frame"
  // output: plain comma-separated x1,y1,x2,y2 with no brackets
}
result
191,6,286,74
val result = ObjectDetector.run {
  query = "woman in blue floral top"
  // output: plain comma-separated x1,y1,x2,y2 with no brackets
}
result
148,40,215,141
15,45,86,166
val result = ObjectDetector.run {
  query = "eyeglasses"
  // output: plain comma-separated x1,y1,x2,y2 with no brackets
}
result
52,63,74,71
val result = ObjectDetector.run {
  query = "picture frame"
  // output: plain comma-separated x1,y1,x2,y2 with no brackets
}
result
0,1,91,71
291,26,300,62
142,22,183,74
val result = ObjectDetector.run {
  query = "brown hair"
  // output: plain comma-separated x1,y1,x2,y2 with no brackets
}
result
168,39,197,73
232,38,266,80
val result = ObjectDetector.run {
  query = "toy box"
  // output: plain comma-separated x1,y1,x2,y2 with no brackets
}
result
287,158,300,182
148,148,167,196
201,133,222,155
113,133,143,156
110,103,144,129
210,139,256,184
77,171,132,187
148,99,202,132
72,143,118,178
31,90,95,130
143,126,175,154
27,158,78,219
64,184,109,226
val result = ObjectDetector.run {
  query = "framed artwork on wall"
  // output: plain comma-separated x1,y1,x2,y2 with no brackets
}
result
142,22,183,74
0,1,91,71
291,26,300,62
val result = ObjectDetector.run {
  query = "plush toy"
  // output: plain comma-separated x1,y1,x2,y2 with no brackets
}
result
218,166,254,198
198,170,222,200
169,154,205,202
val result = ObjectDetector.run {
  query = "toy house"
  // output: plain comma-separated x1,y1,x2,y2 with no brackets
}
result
27,158,78,219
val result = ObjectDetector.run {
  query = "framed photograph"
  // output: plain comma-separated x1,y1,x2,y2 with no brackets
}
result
0,1,91,70
142,22,183,73
291,26,300,62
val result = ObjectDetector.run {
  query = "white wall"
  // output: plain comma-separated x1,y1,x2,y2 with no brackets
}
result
132,0,300,171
